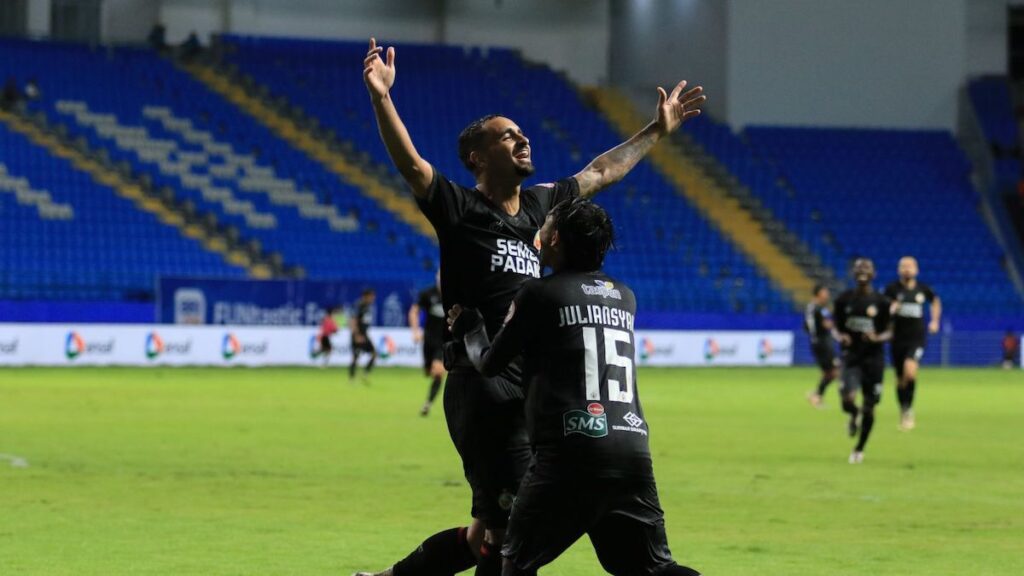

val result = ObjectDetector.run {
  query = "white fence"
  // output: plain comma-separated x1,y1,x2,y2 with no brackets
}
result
0,324,795,368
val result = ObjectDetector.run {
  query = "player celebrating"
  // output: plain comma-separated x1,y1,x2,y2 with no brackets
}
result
805,284,838,407
409,272,446,416
350,289,377,384
834,258,892,464
883,256,941,430
449,198,700,576
360,37,704,576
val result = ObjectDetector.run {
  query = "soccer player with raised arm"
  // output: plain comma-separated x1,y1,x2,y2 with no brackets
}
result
358,37,704,576
833,258,893,464
448,198,700,576
883,256,941,430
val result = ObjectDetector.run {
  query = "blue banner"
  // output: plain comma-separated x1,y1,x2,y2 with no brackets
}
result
156,277,420,327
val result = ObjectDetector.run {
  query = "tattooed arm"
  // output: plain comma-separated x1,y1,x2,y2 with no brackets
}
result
574,80,705,198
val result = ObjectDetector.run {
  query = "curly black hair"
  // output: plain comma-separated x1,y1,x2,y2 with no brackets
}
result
549,197,615,271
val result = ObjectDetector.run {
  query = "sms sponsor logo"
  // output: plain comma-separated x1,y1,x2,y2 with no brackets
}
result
221,333,267,360
64,331,114,360
564,403,608,438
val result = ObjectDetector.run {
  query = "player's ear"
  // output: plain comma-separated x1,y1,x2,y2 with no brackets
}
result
469,150,484,171
549,229,560,247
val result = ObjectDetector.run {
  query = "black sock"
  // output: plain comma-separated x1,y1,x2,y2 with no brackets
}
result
475,541,502,576
841,398,858,417
906,379,916,409
896,385,909,411
855,409,875,451
365,354,376,374
349,356,357,378
816,375,833,396
392,527,476,576
428,376,442,403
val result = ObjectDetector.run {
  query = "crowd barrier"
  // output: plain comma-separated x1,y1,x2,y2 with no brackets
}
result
0,324,795,368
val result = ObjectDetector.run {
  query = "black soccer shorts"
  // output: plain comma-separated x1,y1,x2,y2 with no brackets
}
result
891,340,926,371
351,337,376,355
811,342,837,371
443,367,531,529
422,337,444,374
841,355,885,407
502,463,677,576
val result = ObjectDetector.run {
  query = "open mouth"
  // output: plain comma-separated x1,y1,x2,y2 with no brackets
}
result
514,147,531,160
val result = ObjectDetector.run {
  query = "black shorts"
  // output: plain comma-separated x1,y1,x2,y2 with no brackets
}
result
443,368,531,529
423,337,444,373
811,342,837,371
841,355,885,406
502,462,676,575
319,335,333,353
351,337,375,354
891,340,925,370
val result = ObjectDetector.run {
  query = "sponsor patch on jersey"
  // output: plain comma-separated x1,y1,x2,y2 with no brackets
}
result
623,411,644,428
866,305,877,318
587,402,605,416
563,408,608,438
581,279,621,300
915,292,925,304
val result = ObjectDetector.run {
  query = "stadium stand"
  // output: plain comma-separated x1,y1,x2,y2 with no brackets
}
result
219,35,795,313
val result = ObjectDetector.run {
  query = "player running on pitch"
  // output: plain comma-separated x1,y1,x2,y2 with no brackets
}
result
409,271,446,416
360,37,704,576
805,284,838,407
350,289,377,384
883,256,941,430
834,258,892,464
449,198,700,576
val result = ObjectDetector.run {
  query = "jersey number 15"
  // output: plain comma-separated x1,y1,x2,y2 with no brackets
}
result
582,326,634,403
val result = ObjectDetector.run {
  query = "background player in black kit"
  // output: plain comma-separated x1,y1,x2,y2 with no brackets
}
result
834,258,892,464
884,256,942,431
350,288,377,384
449,198,700,576
409,271,446,416
360,36,705,576
805,284,838,407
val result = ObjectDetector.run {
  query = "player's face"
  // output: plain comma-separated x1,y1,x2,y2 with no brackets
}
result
852,259,875,286
898,257,918,281
476,117,534,179
817,287,830,303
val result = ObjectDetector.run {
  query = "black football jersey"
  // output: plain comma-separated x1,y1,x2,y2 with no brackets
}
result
417,169,579,384
804,302,834,345
417,286,446,343
833,288,891,364
354,301,372,336
884,281,936,344
463,271,653,480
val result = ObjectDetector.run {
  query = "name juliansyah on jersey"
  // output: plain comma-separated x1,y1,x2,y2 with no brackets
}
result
558,305,635,331
490,239,540,277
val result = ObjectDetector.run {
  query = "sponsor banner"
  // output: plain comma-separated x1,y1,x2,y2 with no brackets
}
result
0,325,793,367
633,330,794,366
0,324,423,367
157,277,418,327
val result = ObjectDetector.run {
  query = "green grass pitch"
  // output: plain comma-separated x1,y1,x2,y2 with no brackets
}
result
1,366,1021,575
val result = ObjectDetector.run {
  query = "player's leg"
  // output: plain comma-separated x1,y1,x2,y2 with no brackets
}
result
353,524,480,576
588,480,701,576
851,358,884,463
499,466,591,576
320,335,332,367
900,347,923,429
349,341,361,381
421,345,444,416
839,363,861,438
892,344,910,416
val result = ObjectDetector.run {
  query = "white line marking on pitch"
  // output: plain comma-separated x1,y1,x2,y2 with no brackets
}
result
0,453,29,468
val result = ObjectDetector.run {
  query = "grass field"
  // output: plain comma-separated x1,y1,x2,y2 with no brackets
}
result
0,366,1021,575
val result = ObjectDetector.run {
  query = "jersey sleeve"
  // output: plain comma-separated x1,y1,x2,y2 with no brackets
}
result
415,169,473,233
531,177,580,212
417,289,430,310
883,283,899,300
833,295,848,334
923,284,937,302
464,282,538,378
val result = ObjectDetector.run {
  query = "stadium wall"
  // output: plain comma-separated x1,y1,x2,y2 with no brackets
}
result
0,324,795,368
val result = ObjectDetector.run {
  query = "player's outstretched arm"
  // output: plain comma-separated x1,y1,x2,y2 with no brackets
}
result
364,37,433,197
574,81,705,198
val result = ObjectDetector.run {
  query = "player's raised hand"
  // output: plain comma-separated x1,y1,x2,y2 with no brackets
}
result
655,80,705,136
363,37,396,102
